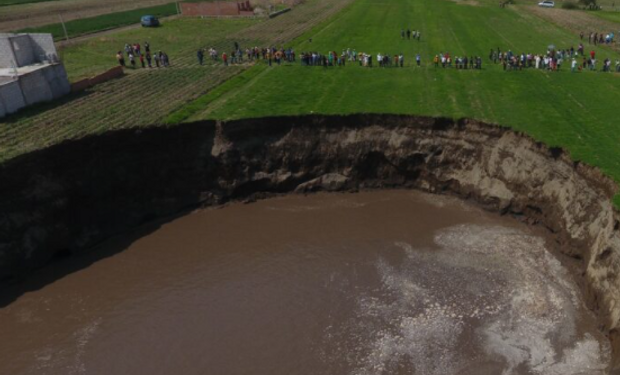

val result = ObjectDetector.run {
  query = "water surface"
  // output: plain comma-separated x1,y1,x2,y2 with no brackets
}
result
0,190,609,375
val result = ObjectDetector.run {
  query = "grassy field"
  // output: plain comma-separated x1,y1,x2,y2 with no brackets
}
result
16,3,178,42
60,17,257,81
592,9,620,22
0,0,354,160
4,0,620,204
171,0,620,204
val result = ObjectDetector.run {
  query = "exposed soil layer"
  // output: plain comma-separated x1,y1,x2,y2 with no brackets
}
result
1,114,620,370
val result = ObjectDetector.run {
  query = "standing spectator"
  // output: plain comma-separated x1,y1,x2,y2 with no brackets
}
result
416,53,421,66
162,52,170,67
197,49,204,65
223,52,228,66
154,52,160,68
146,52,152,68
140,54,145,68
129,53,136,68
116,51,125,67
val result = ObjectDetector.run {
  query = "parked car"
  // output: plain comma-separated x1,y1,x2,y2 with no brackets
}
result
141,15,160,27
538,0,555,7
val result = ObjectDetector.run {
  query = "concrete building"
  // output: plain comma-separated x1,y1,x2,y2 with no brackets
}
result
0,33,71,119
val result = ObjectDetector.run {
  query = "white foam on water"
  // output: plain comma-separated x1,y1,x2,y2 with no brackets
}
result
31,318,101,375
336,224,609,375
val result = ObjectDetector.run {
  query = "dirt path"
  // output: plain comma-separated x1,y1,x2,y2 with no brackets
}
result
55,15,181,47
0,0,174,31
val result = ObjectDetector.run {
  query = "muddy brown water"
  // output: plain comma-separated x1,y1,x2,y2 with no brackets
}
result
0,190,611,375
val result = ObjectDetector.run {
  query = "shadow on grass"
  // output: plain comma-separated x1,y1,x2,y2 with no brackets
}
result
0,89,93,125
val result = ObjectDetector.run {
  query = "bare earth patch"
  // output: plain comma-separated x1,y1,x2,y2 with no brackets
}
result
453,0,480,6
525,6,620,44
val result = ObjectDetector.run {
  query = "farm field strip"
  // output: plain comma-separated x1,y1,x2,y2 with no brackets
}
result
16,3,179,41
523,5,620,53
0,67,245,159
0,0,173,32
0,0,356,162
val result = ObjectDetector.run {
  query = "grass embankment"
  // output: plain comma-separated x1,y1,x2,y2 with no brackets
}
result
177,0,620,204
16,3,178,41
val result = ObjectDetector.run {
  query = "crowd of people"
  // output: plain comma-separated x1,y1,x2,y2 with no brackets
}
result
489,47,620,72
580,31,616,46
296,49,421,68
196,44,298,66
116,42,170,69
114,37,620,74
432,53,483,69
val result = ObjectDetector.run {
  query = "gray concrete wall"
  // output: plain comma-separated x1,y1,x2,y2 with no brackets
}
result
0,37,16,68
10,35,35,67
29,34,57,63
19,68,53,106
0,81,26,116
43,64,70,98
0,64,70,118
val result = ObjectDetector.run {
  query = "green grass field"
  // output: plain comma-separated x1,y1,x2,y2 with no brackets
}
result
16,3,178,41
59,17,258,81
592,9,620,22
170,0,620,204
4,0,620,204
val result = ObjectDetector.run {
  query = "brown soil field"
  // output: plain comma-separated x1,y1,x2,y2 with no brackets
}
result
524,6,620,48
0,0,173,32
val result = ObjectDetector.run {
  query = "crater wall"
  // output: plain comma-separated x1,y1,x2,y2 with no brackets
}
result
2,114,620,369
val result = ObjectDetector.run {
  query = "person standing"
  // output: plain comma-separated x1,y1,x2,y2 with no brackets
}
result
416,53,421,67
146,52,152,68
129,53,135,68
140,54,145,68
116,51,125,67
154,52,160,68
223,52,228,66
197,49,204,65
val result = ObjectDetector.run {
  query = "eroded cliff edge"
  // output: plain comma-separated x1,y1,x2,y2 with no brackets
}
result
2,114,620,368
